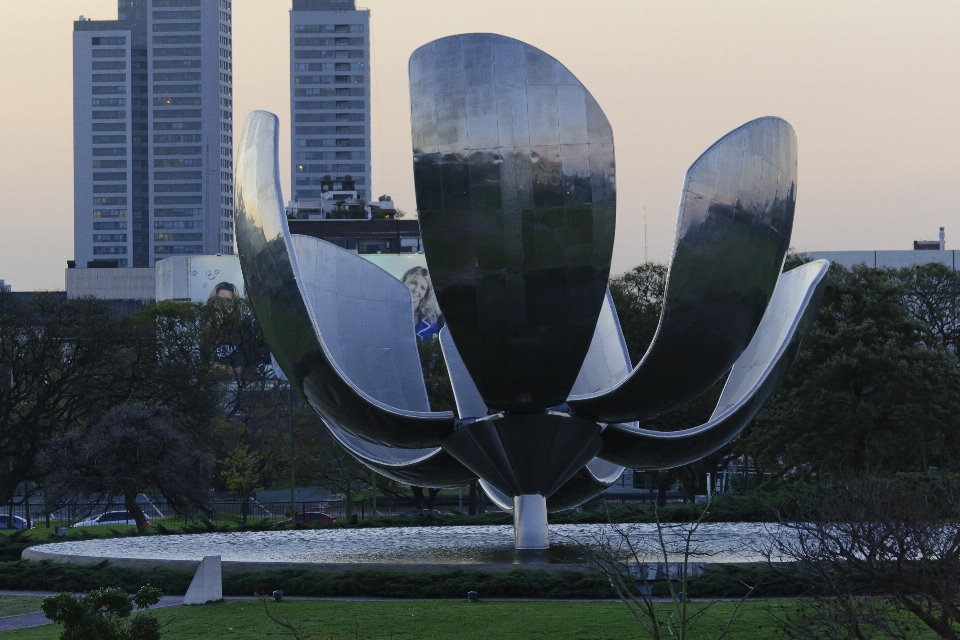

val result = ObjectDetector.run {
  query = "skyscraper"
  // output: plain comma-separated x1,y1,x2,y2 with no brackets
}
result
73,0,233,269
289,0,371,205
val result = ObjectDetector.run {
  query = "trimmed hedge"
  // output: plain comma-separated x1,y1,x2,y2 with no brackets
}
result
0,560,818,600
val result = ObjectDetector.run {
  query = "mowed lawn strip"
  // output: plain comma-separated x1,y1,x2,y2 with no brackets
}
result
0,596,46,619
0,599,790,639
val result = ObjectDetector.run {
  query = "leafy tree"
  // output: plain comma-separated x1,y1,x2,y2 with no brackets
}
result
608,262,667,364
309,434,371,521
42,585,162,640
39,404,213,533
220,443,269,524
744,262,960,479
892,262,960,354
0,292,130,507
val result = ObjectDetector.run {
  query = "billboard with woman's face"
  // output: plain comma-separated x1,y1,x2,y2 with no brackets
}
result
363,254,443,341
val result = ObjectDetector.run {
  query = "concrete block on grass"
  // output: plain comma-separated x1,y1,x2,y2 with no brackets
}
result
183,555,222,605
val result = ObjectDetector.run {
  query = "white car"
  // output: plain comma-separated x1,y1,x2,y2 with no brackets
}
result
72,511,150,527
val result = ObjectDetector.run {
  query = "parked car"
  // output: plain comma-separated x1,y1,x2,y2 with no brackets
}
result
280,512,336,525
0,514,33,530
72,511,150,527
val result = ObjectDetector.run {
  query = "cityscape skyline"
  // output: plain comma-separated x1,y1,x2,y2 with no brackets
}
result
1,0,958,291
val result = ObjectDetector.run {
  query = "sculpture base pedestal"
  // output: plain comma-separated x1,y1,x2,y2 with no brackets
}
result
513,494,549,549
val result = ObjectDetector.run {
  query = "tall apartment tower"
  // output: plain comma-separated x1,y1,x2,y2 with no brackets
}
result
73,0,234,269
290,0,371,204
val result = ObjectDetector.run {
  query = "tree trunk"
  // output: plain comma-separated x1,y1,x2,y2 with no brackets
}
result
344,484,352,521
124,491,149,534
240,492,249,524
411,486,425,510
468,481,478,515
425,488,441,509
653,471,668,508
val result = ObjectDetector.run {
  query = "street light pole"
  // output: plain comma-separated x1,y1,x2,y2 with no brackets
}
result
289,385,295,518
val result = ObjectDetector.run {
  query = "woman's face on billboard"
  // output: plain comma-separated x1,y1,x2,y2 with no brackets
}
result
407,274,428,304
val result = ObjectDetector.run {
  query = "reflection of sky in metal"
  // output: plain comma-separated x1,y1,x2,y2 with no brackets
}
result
410,34,616,413
28,523,792,564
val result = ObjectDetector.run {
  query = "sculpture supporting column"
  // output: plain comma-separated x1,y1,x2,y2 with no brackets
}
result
513,495,549,550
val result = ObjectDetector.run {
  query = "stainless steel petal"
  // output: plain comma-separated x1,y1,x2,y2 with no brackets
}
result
410,34,616,413
439,326,489,420
569,117,797,423
235,111,455,449
596,260,829,469
325,423,476,488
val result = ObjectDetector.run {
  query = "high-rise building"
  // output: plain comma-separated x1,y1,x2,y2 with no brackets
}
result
289,0,371,205
73,0,234,269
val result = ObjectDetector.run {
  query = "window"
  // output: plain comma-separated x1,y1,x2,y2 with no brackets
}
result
92,98,126,107
154,171,202,180
94,221,127,230
92,73,125,82
93,184,128,193
153,34,202,44
153,71,200,81
153,109,201,119
92,61,126,70
153,133,202,143
154,219,202,229
153,10,200,19
154,207,202,217
153,146,201,155
92,36,126,45
153,121,201,131
153,84,201,94
153,96,201,106
154,195,202,204
92,49,126,58
93,160,127,168
154,158,202,167
92,147,127,156
92,135,126,144
154,232,202,241
92,208,128,216
151,23,201,32
93,246,128,254
92,110,127,119
93,123,126,132
152,0,201,7
154,183,202,192
154,244,203,254
93,234,127,242
153,59,201,69
93,171,127,181
153,47,201,57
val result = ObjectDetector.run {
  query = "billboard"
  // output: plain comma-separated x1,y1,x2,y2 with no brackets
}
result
363,254,443,341
188,255,245,303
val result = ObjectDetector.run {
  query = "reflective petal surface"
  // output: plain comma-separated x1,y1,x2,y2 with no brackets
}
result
235,111,455,449
411,34,616,413
570,117,797,423
597,260,829,469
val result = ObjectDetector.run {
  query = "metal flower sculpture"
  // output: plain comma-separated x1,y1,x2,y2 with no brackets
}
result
235,34,828,549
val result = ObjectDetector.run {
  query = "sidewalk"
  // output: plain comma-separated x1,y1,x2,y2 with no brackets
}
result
0,593,184,633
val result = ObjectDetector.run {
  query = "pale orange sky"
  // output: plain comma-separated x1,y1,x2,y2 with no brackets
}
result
1,0,957,291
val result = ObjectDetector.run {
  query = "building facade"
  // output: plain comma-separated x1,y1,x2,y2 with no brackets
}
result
73,0,234,269
289,0,371,206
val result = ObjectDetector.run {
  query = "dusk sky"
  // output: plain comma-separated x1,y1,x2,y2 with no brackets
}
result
1,0,957,291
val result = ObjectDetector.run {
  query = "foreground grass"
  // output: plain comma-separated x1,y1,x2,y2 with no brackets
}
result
0,596,45,618
0,599,794,639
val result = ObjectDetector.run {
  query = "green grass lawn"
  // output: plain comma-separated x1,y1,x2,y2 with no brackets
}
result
0,599,792,639
0,596,45,618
